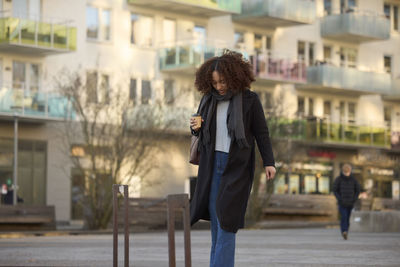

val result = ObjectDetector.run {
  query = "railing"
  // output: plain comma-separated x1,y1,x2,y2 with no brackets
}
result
321,9,390,41
251,52,306,83
159,39,247,71
0,83,73,120
0,11,77,52
128,0,241,13
270,118,391,148
307,64,392,94
240,0,316,24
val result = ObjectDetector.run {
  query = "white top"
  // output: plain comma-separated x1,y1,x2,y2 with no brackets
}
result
215,100,231,153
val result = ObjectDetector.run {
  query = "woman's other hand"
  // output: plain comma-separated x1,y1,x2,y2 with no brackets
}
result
265,166,276,180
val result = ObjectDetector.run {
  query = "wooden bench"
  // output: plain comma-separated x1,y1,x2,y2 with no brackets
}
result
262,194,338,222
0,205,56,231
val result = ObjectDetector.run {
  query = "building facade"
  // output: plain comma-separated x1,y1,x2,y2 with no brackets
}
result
0,0,399,225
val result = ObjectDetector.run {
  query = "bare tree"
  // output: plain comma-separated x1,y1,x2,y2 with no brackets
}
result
55,71,174,229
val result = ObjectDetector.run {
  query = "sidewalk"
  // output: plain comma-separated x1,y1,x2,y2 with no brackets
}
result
1,228,399,266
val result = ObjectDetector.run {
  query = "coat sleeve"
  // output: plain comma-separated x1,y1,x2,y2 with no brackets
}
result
333,177,341,202
251,94,275,167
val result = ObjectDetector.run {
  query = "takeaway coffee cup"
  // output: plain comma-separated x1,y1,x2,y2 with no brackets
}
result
192,113,202,128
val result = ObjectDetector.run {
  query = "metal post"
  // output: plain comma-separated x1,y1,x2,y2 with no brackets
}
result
167,197,176,267
124,186,129,267
113,184,129,267
13,115,18,205
113,185,118,267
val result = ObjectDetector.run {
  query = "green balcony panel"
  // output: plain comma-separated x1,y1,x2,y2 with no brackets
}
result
306,65,392,94
128,0,241,16
234,0,316,28
271,118,391,148
0,17,77,55
321,13,390,43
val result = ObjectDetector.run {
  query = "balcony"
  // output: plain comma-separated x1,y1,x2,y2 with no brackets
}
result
251,52,306,85
321,10,390,43
0,14,77,56
0,83,73,122
127,0,241,17
272,118,391,148
159,40,246,74
234,0,316,28
303,64,392,95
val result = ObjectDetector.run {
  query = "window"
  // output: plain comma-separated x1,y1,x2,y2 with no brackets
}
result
298,41,315,65
384,55,392,74
340,47,357,68
308,98,314,116
323,45,332,63
341,0,356,13
163,19,176,43
164,80,174,105
12,61,40,92
131,13,154,46
234,32,244,49
141,80,151,104
193,25,206,42
384,106,392,125
86,71,98,103
384,3,399,31
348,102,356,123
129,78,137,103
340,101,345,121
297,97,305,116
86,6,111,41
264,92,272,110
86,6,99,39
324,0,332,15
254,34,263,53
323,101,331,117
102,9,111,41
99,74,110,103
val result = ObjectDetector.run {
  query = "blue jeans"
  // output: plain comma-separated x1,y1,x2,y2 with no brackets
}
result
339,205,353,233
208,151,236,267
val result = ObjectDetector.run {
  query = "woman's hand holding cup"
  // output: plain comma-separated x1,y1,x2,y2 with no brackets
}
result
190,114,202,131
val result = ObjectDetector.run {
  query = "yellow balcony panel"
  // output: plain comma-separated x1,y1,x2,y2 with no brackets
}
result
128,0,241,17
321,12,390,43
234,0,316,28
0,17,77,56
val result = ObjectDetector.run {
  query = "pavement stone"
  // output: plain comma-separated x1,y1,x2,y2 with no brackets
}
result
0,228,399,266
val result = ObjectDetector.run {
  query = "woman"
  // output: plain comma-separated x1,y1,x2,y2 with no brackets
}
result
190,50,276,267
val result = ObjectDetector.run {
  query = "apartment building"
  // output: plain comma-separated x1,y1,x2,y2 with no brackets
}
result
0,0,399,225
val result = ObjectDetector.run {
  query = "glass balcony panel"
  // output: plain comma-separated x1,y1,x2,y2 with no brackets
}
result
307,65,391,94
321,13,390,42
7,18,21,44
68,27,77,51
238,0,316,25
20,19,37,46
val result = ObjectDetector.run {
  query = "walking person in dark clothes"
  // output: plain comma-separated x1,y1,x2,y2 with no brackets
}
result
333,164,360,240
189,50,276,267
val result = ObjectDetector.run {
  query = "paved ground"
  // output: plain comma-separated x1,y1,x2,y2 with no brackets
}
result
0,228,399,266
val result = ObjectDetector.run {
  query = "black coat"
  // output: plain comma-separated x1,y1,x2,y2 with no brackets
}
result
190,90,275,233
333,174,360,207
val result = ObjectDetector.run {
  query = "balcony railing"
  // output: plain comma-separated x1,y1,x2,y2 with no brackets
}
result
306,64,392,94
159,40,247,72
271,118,391,148
128,0,241,16
0,13,77,55
0,83,73,121
234,0,316,27
251,52,306,84
321,9,390,43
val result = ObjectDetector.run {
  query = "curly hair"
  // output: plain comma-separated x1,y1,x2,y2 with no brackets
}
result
194,50,255,95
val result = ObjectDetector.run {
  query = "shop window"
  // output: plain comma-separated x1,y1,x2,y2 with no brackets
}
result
304,175,316,193
318,176,330,194
289,174,300,194
274,174,287,194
